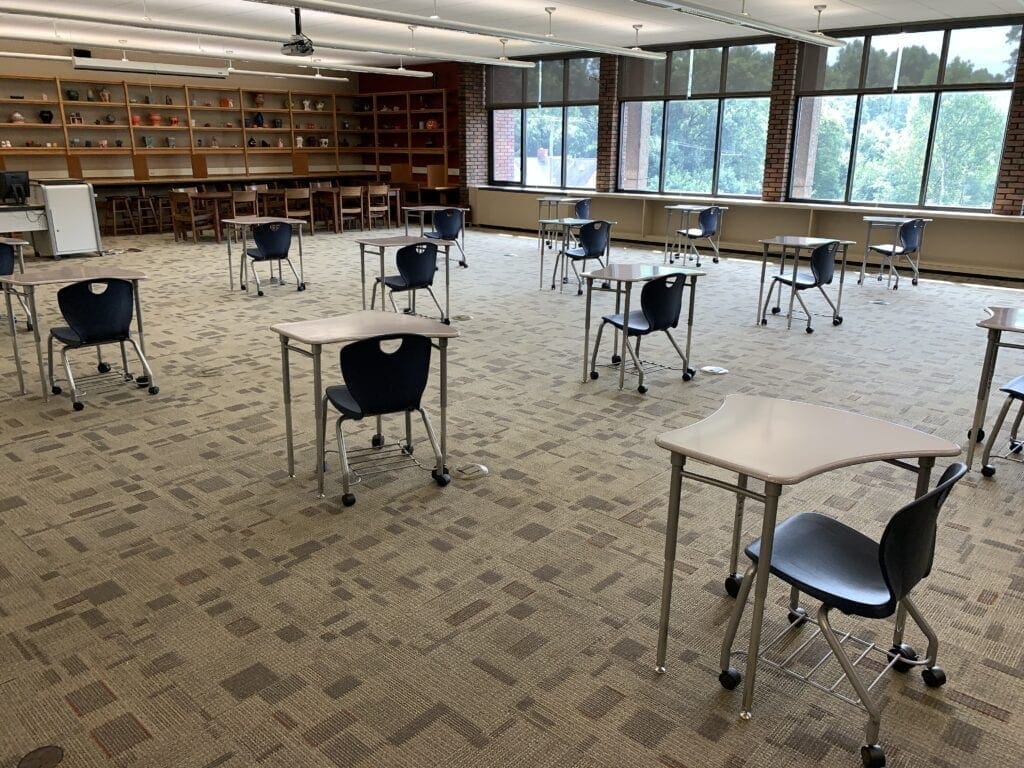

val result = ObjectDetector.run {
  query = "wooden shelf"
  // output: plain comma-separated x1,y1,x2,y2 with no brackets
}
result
69,124,128,130
63,100,127,107
0,98,56,105
0,147,65,154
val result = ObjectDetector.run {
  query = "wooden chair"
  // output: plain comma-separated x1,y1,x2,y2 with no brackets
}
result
390,163,419,208
426,164,448,188
310,181,338,233
366,184,391,230
338,186,365,231
230,190,258,219
169,191,217,243
283,187,315,235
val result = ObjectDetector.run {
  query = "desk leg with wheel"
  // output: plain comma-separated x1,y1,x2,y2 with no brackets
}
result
966,329,1000,468
312,343,324,491
296,226,305,288
538,221,545,290
4,285,24,394
859,222,874,285
438,338,448,478
683,276,697,380
785,247,799,330
359,245,367,309
444,244,451,322
226,229,234,291
280,335,294,477
755,243,769,325
26,287,47,400
582,276,593,384
618,284,631,391
655,452,685,673
834,243,849,323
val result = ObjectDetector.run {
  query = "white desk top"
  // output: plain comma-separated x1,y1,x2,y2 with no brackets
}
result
404,205,470,213
0,237,29,246
760,236,857,248
538,217,594,226
537,197,586,204
864,216,934,224
271,310,460,345
655,394,960,486
355,234,456,248
0,265,147,287
978,306,1024,333
222,216,306,228
584,264,706,283
665,204,730,212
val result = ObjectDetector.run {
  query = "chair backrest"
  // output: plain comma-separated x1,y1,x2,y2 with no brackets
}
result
169,191,195,217
577,220,611,258
367,183,389,197
246,184,269,191
0,242,13,277
339,186,363,203
574,199,591,219
57,278,134,343
252,222,293,258
389,163,414,183
339,333,432,416
431,208,463,239
809,240,840,286
232,190,257,204
698,206,721,236
396,242,437,289
425,165,447,187
899,218,926,254
309,181,333,189
285,188,310,201
879,462,967,605
640,274,685,332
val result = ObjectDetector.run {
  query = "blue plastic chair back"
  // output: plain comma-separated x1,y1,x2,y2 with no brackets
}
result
431,209,463,240
879,463,966,605
0,243,13,277
574,199,591,219
396,242,437,289
252,222,293,259
339,333,432,416
57,278,134,343
640,274,684,332
698,207,721,237
809,241,840,286
899,219,926,254
577,220,611,258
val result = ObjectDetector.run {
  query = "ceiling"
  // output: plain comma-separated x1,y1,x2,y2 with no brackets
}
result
0,0,1021,76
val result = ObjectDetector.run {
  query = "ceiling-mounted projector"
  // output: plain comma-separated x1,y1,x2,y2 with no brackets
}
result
282,7,314,56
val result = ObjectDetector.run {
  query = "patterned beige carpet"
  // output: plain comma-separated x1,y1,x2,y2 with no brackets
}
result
0,224,1022,768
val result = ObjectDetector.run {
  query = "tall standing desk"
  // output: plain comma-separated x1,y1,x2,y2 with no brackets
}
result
653,394,960,718
355,234,457,321
965,306,1024,468
222,216,306,293
270,311,460,493
756,236,855,329
858,216,932,287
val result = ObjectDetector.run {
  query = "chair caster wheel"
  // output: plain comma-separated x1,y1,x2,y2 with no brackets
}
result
611,355,621,365
887,643,919,672
148,385,159,395
589,371,598,380
124,373,134,382
724,574,742,598
26,322,33,331
833,316,843,325
297,283,306,291
1010,441,1023,454
719,668,742,690
97,362,111,373
787,607,808,627
550,285,556,290
806,327,814,334
257,290,264,297
968,428,984,443
713,257,719,264
51,385,62,395
877,275,883,281
860,744,885,767
135,375,150,386
637,385,647,394
459,261,468,268
682,371,692,382
771,306,781,315
72,401,84,411
342,493,356,507
442,318,451,325
922,665,946,688
912,278,918,286
981,465,995,477
371,434,385,448
893,284,898,291
240,284,246,291
402,444,414,455
760,318,767,326
432,467,451,487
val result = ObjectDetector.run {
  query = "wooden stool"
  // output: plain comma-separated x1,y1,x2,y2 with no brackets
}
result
136,194,162,234
107,196,139,236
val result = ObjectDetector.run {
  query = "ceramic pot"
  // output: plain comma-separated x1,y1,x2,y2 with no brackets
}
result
10,111,25,123
272,118,283,129
253,93,265,108
65,89,79,101
148,114,162,126
131,115,142,126
38,110,53,124
253,112,264,128
169,116,179,126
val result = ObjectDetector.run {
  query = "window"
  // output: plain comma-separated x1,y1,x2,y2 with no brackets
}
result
618,42,775,196
488,56,599,188
791,22,1020,210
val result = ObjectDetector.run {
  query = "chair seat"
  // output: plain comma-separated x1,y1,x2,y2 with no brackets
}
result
565,246,600,260
375,273,412,291
867,244,906,256
601,310,651,335
246,248,285,262
424,230,445,240
50,326,82,345
1000,374,1024,400
771,271,818,289
325,385,363,419
746,512,893,619
676,227,707,238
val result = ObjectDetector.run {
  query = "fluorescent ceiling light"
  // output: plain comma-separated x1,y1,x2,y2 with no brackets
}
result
633,0,845,48
73,55,229,78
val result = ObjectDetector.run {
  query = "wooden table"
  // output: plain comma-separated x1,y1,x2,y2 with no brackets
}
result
654,394,959,719
354,234,457,322
222,216,306,294
756,236,856,329
965,306,1024,469
1,265,148,399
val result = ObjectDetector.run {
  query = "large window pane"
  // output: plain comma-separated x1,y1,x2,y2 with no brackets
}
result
619,101,663,191
726,44,775,92
525,107,563,187
620,58,665,98
866,31,943,89
944,26,1021,84
825,38,865,90
717,98,768,196
565,105,598,188
568,57,600,101
850,93,934,205
790,95,856,200
926,91,1011,208
663,100,717,194
492,109,521,183
669,48,723,96
490,68,522,105
526,60,564,104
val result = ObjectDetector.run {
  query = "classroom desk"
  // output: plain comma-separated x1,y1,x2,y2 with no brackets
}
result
663,204,728,266
1,237,29,273
653,394,960,718
222,216,306,293
756,236,855,330
1,266,148,400
966,306,1024,469
858,216,932,287
582,264,705,390
354,234,456,322
269,311,460,493
537,196,586,224
402,205,469,266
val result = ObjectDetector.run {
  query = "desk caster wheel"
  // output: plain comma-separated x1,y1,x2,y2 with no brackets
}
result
877,275,883,282
760,318,767,326
833,316,843,326
135,375,150,386
611,354,621,365
860,744,885,768
123,372,134,382
589,371,598,380
912,278,918,286
401,444,414,455
892,283,899,291
97,362,111,373
724,574,742,598
550,284,556,291
887,643,918,672
442,317,451,325
72,401,84,412
342,493,356,507
922,665,946,688
719,668,741,690
637,384,647,394
297,283,306,291
371,434,385,448
148,385,159,395
981,465,995,477
806,327,814,334
787,607,808,627
1010,440,1023,454
432,467,451,486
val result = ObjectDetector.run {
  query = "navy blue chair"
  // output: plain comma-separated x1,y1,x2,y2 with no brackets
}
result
980,375,1024,477
0,242,32,331
425,208,466,267
573,199,591,219
868,218,926,290
555,220,610,295
244,222,305,296
719,463,967,768
590,273,691,393
760,240,841,333
672,206,722,266
371,242,443,320
317,333,447,506
47,278,158,411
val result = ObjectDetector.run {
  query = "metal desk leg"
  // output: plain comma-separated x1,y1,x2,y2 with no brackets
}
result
739,480,782,718
618,284,631,391
966,329,1000,468
26,287,46,400
297,226,305,288
582,276,593,384
755,243,769,325
226,229,234,291
359,246,367,310
312,343,324,491
378,249,386,311
683,276,697,376
727,474,749,591
439,338,448,474
404,210,410,236
785,247,799,330
444,245,451,322
4,285,24,394
132,280,147,357
655,452,685,673
859,222,873,285
835,243,849,321
280,335,294,477
15,243,25,273
538,221,545,291
239,227,249,293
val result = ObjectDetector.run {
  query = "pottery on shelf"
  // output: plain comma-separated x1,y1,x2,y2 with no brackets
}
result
131,115,142,126
10,111,25,123
148,114,162,126
65,89,79,101
98,87,111,103
38,110,53,124
253,112,265,128
253,93,265,108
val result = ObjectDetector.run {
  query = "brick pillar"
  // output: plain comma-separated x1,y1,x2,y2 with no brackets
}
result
993,42,1024,215
596,55,620,192
458,63,487,210
762,41,800,202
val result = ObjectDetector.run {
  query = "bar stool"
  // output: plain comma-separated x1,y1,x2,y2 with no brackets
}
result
106,195,139,236
980,375,1024,477
136,190,162,234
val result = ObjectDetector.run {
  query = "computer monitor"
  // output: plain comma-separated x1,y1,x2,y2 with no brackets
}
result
0,171,30,205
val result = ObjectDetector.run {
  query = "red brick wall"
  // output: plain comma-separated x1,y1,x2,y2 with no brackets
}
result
491,109,517,181
993,42,1024,216
596,55,620,193
457,63,487,209
762,41,800,202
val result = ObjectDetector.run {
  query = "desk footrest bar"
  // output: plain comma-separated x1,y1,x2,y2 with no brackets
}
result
679,470,767,503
